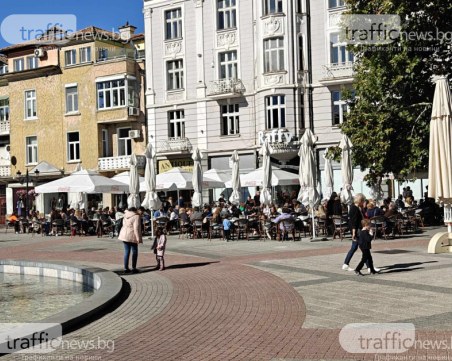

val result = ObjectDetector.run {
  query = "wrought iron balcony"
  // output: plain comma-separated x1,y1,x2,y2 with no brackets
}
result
98,155,145,171
207,78,245,99
157,138,192,154
320,62,354,84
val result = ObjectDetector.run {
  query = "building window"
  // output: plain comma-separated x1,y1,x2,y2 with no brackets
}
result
332,90,351,126
266,95,285,129
219,51,238,80
27,56,38,70
218,0,236,30
167,60,184,90
329,0,345,8
264,37,285,73
67,132,80,161
65,49,77,66
80,47,92,63
221,104,240,135
24,90,37,119
0,64,8,74
330,33,354,65
0,99,9,121
165,8,182,40
97,79,126,109
168,110,185,139
118,127,132,156
26,136,38,164
65,86,79,113
102,129,110,157
263,0,283,15
97,48,108,61
13,58,24,72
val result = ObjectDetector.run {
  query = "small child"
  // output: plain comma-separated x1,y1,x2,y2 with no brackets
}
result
154,228,167,271
223,215,232,241
355,219,380,276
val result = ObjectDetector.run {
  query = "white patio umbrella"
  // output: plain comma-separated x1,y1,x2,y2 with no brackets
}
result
339,135,354,206
35,169,129,194
203,168,232,187
155,168,190,190
141,143,161,238
113,171,146,191
229,150,241,205
241,167,299,187
192,148,203,207
323,149,334,200
428,77,452,233
260,139,272,206
127,154,140,209
68,163,87,210
298,129,320,238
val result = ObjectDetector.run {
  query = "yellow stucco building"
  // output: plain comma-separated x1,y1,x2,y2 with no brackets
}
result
0,24,146,215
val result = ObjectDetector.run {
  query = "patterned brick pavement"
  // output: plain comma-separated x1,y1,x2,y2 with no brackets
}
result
1,228,452,361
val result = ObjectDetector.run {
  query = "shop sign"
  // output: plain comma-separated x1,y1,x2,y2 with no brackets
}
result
258,129,294,145
158,159,194,173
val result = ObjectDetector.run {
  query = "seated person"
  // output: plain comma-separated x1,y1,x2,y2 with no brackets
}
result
272,207,294,239
8,212,20,233
366,201,383,218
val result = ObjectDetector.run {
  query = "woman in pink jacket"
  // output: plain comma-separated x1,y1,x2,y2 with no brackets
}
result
118,207,143,273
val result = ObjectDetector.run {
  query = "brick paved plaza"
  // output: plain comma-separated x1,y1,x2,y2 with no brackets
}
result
1,226,452,361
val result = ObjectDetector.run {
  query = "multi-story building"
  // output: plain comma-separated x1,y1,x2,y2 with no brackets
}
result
143,0,305,200
142,0,419,199
0,24,147,215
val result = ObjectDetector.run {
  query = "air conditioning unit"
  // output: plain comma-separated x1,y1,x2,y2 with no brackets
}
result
128,107,139,116
129,130,141,139
34,48,46,58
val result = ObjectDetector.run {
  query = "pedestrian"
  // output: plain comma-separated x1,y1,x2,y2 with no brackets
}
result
154,228,167,271
118,207,143,273
354,219,380,276
342,193,380,274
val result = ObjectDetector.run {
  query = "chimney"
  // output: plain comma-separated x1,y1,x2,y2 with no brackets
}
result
118,22,137,41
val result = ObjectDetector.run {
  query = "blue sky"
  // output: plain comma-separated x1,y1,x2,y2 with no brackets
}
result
0,0,144,48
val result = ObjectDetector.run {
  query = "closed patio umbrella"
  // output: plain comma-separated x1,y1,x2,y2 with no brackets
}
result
141,143,161,237
260,139,272,206
229,150,241,205
428,77,452,233
192,148,203,207
127,154,140,209
323,149,334,200
68,163,87,210
339,135,354,206
298,129,320,238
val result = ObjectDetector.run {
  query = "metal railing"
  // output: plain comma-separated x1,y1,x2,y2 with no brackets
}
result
0,165,11,177
157,138,192,153
322,62,354,80
207,78,245,96
0,120,10,134
98,155,145,171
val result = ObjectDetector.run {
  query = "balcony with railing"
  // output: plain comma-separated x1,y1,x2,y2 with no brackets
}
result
207,79,245,99
320,62,354,84
0,120,10,135
0,165,11,177
157,138,193,154
98,155,145,171
96,47,136,63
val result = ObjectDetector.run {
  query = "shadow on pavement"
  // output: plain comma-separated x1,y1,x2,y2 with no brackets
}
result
380,261,438,273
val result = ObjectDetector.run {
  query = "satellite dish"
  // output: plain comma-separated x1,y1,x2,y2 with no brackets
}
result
10,156,16,166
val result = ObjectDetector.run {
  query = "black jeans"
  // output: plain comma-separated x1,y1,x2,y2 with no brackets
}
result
344,241,370,268
355,249,375,273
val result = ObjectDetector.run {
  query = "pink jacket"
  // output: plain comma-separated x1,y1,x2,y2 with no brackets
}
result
118,210,142,244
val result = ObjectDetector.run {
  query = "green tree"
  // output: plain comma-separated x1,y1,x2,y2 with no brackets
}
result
340,0,452,187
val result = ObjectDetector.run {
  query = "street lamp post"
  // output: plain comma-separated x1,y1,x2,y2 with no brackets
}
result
16,169,40,219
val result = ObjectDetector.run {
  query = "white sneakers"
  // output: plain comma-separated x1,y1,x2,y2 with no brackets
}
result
342,264,355,271
368,267,381,274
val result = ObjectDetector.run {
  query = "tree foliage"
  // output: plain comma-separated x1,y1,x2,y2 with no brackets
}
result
340,0,452,186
